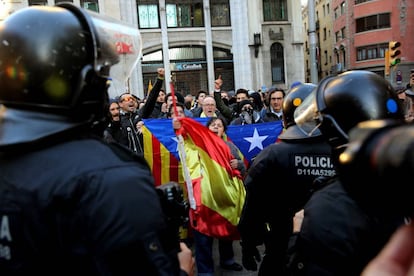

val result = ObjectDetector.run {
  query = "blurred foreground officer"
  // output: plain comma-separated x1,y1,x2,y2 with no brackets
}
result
337,119,414,276
238,83,335,275
0,4,194,276
287,71,406,276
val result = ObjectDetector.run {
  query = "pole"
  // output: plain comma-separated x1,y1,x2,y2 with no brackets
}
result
308,0,318,84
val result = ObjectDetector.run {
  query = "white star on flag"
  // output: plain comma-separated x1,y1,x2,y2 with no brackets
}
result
171,136,179,152
243,128,269,152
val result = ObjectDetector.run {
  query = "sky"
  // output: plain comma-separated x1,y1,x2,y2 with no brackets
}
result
302,0,308,6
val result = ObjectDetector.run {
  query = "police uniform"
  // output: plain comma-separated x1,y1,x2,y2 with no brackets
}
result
238,125,334,275
0,125,181,275
0,4,187,275
286,71,406,276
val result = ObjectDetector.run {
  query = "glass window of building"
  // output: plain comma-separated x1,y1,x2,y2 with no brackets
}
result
55,0,73,3
270,42,285,83
28,0,47,5
166,0,204,28
138,0,160,29
80,0,99,12
263,0,288,21
210,0,230,26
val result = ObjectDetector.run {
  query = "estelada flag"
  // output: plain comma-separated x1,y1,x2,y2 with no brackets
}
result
142,119,183,187
177,117,246,240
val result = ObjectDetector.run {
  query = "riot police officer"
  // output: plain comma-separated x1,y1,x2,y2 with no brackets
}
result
287,70,406,276
238,82,335,275
0,4,194,275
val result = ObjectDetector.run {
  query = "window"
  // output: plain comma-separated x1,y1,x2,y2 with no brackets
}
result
340,2,346,15
334,7,339,19
81,0,99,12
28,0,47,5
355,0,373,4
263,0,288,21
270,43,285,83
55,0,73,3
210,0,230,26
356,13,390,33
138,1,160,29
356,43,388,61
166,0,204,28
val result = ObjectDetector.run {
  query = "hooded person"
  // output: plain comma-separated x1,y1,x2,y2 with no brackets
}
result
230,100,263,125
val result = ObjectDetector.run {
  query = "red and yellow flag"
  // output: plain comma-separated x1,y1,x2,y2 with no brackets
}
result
142,122,183,187
178,117,246,240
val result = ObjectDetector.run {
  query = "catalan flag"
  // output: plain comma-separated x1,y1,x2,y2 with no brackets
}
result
142,119,183,187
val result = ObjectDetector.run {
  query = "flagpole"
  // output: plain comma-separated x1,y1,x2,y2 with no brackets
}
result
170,81,196,210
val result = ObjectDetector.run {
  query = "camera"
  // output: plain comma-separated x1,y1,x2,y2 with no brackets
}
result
156,182,189,250
338,119,413,216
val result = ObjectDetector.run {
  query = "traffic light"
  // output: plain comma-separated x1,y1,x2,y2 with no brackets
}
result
384,49,390,76
388,41,401,67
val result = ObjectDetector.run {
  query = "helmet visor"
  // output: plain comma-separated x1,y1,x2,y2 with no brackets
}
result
293,88,322,137
87,11,142,81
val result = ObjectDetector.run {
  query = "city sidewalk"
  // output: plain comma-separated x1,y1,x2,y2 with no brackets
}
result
210,239,265,276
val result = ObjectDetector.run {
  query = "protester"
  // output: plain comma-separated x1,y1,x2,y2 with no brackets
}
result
191,117,245,276
0,4,194,275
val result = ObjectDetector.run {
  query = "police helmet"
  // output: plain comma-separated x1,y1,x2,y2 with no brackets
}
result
282,82,316,129
294,70,404,148
0,4,138,149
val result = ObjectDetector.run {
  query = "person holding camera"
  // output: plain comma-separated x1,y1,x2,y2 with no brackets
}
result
230,100,264,125
286,70,406,276
0,4,194,275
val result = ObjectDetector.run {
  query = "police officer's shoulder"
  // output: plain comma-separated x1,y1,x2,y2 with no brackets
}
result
105,140,149,165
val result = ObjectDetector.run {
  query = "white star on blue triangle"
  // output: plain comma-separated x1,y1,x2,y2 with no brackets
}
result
243,128,269,152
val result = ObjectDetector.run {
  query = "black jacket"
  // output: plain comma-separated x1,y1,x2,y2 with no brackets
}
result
0,136,183,275
287,179,404,276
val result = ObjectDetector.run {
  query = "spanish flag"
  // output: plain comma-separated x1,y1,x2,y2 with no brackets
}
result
178,117,246,240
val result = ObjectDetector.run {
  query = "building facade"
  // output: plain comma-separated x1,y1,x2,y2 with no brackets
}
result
1,0,306,99
302,0,414,87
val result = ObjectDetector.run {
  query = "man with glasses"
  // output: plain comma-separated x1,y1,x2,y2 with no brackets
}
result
261,87,285,122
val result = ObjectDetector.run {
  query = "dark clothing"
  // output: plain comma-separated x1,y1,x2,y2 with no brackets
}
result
103,119,123,143
230,110,264,125
105,76,164,152
287,179,404,276
238,132,334,275
119,111,144,153
213,91,238,124
260,107,283,122
0,135,183,275
193,230,235,276
138,76,164,119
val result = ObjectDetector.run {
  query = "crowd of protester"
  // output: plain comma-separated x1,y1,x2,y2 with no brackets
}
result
3,4,414,276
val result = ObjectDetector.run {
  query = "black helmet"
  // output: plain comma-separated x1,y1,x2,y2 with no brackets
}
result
0,4,139,149
282,82,316,129
294,70,404,149
278,82,319,140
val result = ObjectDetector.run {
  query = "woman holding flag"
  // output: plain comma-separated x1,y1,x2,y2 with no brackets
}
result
171,94,246,275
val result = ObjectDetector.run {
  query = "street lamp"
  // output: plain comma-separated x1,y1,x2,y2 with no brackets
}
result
253,33,261,58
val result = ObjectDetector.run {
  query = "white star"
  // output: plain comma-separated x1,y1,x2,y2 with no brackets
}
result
171,136,179,152
244,128,268,152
